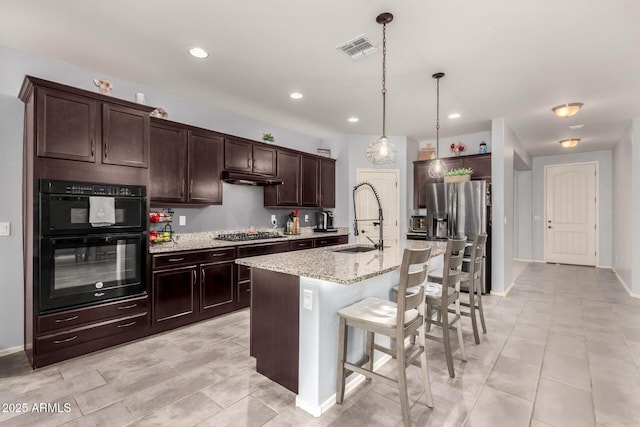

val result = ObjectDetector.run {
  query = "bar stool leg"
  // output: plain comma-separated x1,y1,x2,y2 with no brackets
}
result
441,305,455,378
396,335,411,427
418,326,434,408
469,284,480,344
336,317,348,403
477,287,487,334
366,331,374,376
455,296,467,361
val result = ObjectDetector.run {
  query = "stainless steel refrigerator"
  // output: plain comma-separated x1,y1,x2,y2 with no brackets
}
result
424,180,491,293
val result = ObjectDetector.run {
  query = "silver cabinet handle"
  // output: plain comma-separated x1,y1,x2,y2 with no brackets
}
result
54,336,78,344
104,140,108,158
212,253,225,257
117,321,137,328
90,139,95,157
169,258,184,262
192,270,196,285
118,304,137,310
55,315,79,323
94,292,105,297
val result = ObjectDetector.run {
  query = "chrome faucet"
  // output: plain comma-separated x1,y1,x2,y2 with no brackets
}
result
352,182,384,250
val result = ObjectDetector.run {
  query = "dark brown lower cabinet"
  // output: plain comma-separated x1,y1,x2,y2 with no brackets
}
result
200,261,235,314
152,265,197,324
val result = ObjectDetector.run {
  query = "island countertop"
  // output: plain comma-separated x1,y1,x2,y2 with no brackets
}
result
235,239,447,285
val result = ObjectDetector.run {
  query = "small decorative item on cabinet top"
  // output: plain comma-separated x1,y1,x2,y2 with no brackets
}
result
479,141,487,154
262,132,275,143
417,143,436,160
150,107,168,119
93,79,113,96
317,148,332,158
450,142,466,156
444,167,473,183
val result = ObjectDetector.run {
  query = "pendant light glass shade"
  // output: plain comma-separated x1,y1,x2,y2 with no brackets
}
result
366,12,396,165
552,103,583,118
428,72,448,178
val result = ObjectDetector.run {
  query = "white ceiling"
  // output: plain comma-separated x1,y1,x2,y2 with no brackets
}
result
1,0,639,157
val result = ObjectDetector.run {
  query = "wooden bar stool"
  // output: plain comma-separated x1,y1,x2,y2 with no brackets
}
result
336,247,434,427
424,237,467,378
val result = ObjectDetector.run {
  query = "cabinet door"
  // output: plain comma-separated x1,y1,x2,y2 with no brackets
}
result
36,88,97,163
252,144,276,176
188,131,223,204
224,139,252,172
466,154,491,180
319,158,336,208
301,155,319,207
102,103,149,168
153,266,197,324
444,157,465,171
413,161,431,208
272,150,301,206
200,262,235,314
150,123,187,203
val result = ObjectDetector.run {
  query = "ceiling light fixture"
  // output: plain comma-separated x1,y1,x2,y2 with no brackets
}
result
559,138,580,148
448,113,461,119
428,72,448,179
552,102,583,118
366,12,396,165
348,117,359,123
188,47,209,59
290,92,303,99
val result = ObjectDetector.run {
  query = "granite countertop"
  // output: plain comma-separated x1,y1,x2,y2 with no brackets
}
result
149,227,349,254
235,240,447,285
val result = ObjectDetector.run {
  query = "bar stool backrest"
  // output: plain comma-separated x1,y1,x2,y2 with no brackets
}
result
396,247,431,334
441,238,467,304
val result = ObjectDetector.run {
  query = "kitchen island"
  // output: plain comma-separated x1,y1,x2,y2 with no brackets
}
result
236,240,446,416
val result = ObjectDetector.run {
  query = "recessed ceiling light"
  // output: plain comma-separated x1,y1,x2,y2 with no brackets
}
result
552,102,583,118
569,124,586,130
290,92,303,100
188,47,209,59
559,138,580,148
348,117,359,123
448,113,461,119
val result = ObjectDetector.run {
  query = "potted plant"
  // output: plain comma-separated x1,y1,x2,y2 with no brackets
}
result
444,167,473,183
262,132,275,143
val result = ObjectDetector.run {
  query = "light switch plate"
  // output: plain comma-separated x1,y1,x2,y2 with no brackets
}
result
0,222,10,236
303,289,313,310
179,216,186,226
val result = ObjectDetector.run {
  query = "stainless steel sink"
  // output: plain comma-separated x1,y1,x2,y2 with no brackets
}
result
333,246,378,254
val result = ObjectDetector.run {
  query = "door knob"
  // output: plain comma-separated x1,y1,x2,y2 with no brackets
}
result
548,226,553,229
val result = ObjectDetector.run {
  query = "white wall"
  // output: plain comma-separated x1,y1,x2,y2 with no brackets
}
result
420,130,492,158
531,151,613,267
514,170,533,260
633,119,640,294
490,118,515,294
0,94,25,351
612,124,632,290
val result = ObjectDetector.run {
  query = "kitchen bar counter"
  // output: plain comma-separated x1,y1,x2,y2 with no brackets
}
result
242,239,447,417
149,228,349,253
236,239,447,285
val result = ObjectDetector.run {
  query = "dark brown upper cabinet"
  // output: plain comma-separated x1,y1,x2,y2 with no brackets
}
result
35,88,98,163
264,150,301,207
300,155,336,208
224,138,276,176
28,81,150,169
413,153,491,208
150,120,222,205
102,103,149,168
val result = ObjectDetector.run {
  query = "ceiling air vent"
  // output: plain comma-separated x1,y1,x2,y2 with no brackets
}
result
336,35,377,60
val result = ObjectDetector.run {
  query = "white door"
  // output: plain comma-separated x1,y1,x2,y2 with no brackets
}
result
354,169,400,245
544,162,597,266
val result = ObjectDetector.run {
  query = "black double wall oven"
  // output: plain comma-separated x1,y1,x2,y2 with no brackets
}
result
36,180,147,314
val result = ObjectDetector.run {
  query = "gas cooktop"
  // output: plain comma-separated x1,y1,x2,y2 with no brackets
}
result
215,231,284,242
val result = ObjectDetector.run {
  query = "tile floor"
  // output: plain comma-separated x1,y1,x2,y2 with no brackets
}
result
1,263,640,426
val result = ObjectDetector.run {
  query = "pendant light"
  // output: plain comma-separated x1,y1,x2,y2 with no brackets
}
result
428,72,448,178
366,12,396,165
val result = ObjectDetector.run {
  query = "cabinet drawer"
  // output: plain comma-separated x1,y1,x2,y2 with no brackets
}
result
237,241,290,258
289,239,315,251
315,235,348,247
36,312,148,354
238,265,251,282
238,282,251,307
153,248,236,269
37,295,148,334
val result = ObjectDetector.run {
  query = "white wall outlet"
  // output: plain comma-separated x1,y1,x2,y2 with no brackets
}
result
303,289,313,310
271,214,277,226
179,216,186,226
304,214,309,222
0,222,10,237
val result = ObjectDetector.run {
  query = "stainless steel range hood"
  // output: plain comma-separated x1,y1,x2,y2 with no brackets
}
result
221,170,283,186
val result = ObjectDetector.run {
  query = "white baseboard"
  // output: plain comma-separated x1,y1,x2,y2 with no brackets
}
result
490,281,515,297
0,345,22,357
295,354,392,417
513,258,535,263
612,269,640,299
597,265,612,269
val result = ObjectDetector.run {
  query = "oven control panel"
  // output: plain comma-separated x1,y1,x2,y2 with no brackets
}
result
41,180,146,197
